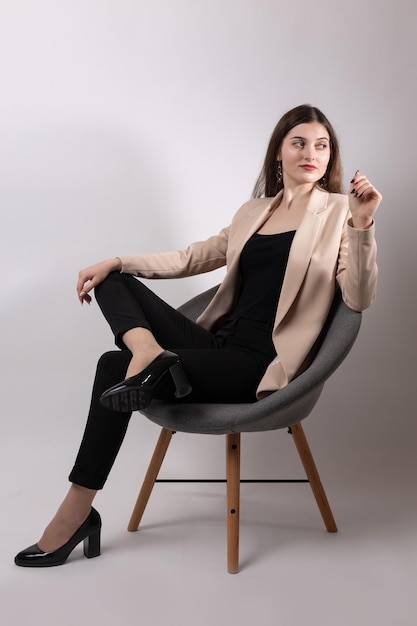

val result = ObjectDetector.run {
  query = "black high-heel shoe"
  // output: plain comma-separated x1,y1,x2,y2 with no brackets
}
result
14,507,102,568
100,350,192,412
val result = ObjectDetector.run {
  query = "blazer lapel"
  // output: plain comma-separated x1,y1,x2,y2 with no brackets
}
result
240,193,283,241
200,196,281,322
275,188,329,327
226,194,282,275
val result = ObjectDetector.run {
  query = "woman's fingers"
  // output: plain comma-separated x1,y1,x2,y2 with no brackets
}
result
76,259,121,304
349,171,367,196
350,171,382,200
351,178,374,198
348,170,382,228
79,290,92,305
77,268,98,304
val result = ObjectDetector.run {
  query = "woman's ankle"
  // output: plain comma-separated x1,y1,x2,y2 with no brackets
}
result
38,485,97,552
38,510,90,552
125,349,163,379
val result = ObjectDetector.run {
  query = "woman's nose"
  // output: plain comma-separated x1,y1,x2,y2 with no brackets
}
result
304,146,315,160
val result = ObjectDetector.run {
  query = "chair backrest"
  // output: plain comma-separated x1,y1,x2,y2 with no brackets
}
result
177,285,220,320
178,284,361,385
142,287,362,435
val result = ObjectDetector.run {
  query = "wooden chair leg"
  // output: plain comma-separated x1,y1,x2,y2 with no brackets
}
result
226,432,241,574
290,422,337,532
127,427,173,532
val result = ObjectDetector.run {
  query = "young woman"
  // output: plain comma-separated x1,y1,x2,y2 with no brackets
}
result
15,104,381,567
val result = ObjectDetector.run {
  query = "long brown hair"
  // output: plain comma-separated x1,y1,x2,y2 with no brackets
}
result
252,104,343,198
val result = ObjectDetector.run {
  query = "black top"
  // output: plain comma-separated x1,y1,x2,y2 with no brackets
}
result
231,230,296,325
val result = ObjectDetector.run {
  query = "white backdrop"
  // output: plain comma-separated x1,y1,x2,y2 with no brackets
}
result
1,1,416,508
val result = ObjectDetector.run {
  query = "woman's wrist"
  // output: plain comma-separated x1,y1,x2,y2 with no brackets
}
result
105,257,122,271
113,257,122,271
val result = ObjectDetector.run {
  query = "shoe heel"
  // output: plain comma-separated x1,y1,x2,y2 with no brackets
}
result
84,529,101,559
169,362,192,398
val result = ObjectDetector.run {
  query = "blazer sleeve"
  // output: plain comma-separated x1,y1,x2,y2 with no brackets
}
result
336,217,378,311
117,226,230,278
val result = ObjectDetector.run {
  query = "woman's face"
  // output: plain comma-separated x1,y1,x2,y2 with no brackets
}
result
278,122,331,188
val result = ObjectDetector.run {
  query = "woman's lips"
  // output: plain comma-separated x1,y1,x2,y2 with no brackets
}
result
300,164,317,171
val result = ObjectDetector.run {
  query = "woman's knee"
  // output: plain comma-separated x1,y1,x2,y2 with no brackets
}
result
94,271,130,300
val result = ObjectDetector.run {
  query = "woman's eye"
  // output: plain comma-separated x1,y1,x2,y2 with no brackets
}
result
292,141,328,149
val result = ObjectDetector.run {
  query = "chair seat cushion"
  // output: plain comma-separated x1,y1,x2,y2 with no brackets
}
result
140,289,361,435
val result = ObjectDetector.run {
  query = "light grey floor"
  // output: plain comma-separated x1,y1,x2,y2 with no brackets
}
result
2,417,416,626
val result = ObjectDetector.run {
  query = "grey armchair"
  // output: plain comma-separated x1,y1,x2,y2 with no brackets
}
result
127,286,362,573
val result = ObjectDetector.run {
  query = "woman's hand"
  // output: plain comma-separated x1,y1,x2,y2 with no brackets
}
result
77,258,122,304
348,170,382,229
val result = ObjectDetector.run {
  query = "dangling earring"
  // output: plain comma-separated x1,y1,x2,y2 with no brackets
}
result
319,174,327,189
276,161,282,185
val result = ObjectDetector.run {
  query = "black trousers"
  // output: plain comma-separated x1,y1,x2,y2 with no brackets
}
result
68,272,275,489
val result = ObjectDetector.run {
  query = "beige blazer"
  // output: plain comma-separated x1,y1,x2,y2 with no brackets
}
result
119,188,377,398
